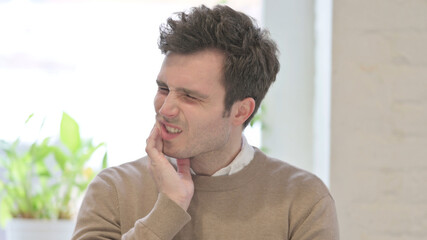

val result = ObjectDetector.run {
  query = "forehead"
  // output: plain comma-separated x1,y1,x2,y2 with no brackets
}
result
157,49,225,90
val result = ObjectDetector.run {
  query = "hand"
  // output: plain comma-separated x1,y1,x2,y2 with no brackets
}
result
145,124,194,211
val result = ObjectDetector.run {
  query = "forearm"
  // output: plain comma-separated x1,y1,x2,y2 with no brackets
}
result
72,173,190,240
122,193,191,240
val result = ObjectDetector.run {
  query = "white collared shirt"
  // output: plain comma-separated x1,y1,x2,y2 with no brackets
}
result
167,135,255,176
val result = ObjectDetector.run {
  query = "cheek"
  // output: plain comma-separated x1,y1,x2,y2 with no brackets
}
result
154,94,165,112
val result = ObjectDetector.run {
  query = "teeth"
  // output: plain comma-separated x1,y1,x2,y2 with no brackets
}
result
165,125,182,134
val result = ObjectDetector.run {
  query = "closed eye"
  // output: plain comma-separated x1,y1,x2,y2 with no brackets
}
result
185,94,198,100
158,87,169,93
156,80,169,94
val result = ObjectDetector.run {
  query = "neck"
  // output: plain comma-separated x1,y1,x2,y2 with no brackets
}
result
190,132,242,176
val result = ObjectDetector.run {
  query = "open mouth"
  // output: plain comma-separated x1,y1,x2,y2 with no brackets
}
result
164,124,182,134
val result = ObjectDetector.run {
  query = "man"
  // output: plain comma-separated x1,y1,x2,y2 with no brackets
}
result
72,5,339,240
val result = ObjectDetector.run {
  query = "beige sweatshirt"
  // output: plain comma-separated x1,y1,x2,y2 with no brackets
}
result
72,149,339,240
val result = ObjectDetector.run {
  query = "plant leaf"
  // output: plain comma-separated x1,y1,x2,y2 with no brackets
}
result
60,112,81,153
52,146,67,171
0,196,12,227
102,152,108,169
25,113,34,124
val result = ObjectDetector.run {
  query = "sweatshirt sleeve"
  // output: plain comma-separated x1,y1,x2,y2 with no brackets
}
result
290,195,340,240
71,171,191,240
122,193,191,239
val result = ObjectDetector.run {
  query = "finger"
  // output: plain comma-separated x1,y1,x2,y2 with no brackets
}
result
146,126,165,166
176,158,191,179
146,126,161,151
153,123,163,149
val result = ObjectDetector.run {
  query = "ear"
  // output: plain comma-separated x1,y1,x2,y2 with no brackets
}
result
230,97,256,126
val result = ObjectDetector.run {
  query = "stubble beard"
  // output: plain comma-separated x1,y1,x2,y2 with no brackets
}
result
157,114,233,166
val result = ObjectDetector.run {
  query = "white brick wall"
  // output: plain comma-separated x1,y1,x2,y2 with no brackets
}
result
330,0,427,239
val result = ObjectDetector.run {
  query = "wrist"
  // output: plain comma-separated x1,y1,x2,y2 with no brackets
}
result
167,192,193,211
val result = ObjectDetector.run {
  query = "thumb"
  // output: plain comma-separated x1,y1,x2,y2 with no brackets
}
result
176,158,191,178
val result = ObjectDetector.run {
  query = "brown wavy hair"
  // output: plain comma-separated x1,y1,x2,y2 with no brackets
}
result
158,5,280,127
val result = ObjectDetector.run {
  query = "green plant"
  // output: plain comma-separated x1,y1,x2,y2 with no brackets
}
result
0,113,107,226
249,103,266,129
249,103,269,153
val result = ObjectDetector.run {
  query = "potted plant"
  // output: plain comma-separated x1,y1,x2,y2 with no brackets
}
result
0,112,107,240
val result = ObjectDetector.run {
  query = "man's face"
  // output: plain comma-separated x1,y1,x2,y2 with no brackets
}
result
154,49,233,160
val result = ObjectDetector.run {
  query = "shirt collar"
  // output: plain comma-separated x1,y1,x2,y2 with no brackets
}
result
211,135,254,176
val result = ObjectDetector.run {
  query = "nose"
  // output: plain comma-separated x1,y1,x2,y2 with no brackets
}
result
159,93,179,119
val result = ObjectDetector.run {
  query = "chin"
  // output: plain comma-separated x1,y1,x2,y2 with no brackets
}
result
162,141,191,158
163,148,186,159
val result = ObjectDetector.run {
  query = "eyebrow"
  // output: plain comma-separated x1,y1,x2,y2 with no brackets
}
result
156,80,168,88
156,80,209,99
